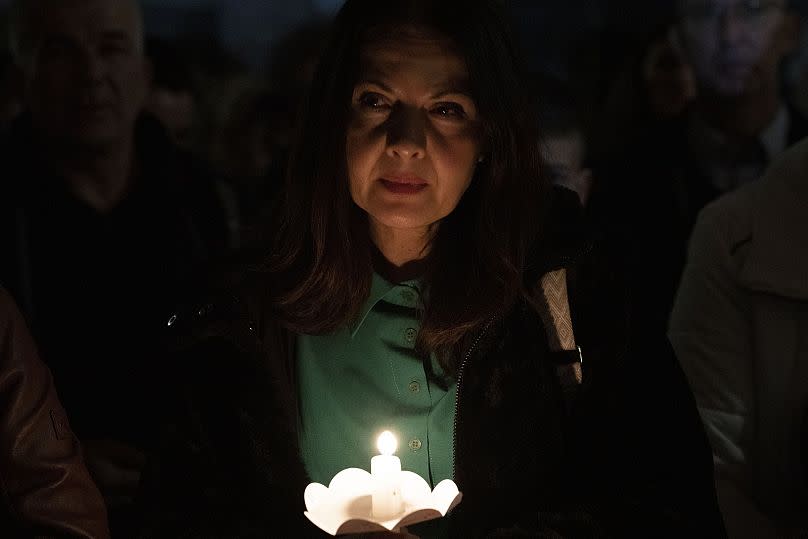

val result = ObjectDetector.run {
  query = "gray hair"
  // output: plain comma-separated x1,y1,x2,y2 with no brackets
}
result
7,0,146,68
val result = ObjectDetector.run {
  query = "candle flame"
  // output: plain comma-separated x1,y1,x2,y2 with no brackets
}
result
377,431,397,455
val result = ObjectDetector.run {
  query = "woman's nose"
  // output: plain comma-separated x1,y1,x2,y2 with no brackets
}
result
385,106,426,160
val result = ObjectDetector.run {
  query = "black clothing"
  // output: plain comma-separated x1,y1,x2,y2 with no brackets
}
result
136,188,725,538
0,113,230,449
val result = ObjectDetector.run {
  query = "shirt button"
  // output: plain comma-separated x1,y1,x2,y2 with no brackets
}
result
404,328,417,343
408,380,421,393
408,438,422,451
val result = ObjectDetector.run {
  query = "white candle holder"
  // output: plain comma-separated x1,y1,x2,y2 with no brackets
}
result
303,467,462,536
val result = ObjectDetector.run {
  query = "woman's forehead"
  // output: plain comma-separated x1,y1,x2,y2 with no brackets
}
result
357,29,469,88
361,24,461,60
363,23,450,44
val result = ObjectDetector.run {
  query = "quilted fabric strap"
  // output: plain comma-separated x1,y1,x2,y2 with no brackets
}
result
536,269,583,393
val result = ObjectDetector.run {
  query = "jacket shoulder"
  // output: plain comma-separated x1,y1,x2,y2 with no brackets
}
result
526,184,592,285
696,136,808,253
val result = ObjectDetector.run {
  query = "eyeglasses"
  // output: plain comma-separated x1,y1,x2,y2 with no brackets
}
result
681,0,784,25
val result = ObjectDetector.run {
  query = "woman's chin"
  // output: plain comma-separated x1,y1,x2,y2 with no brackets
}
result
367,211,438,233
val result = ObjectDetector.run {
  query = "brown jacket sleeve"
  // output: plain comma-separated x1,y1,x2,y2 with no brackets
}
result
0,287,109,538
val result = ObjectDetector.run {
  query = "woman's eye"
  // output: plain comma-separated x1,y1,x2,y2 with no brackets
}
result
357,92,390,111
431,102,467,119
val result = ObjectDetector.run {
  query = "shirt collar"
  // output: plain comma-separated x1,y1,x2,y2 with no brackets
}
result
759,105,789,161
687,105,791,191
689,104,790,163
350,273,422,337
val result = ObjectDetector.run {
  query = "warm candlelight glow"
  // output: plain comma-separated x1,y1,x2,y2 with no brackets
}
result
371,430,402,519
303,428,462,532
377,431,397,456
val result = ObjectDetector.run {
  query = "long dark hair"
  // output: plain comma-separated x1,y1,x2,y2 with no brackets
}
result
265,0,547,370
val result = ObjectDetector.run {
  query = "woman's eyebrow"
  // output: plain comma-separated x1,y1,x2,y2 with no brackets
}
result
428,76,474,100
354,78,395,93
431,86,473,99
356,79,472,100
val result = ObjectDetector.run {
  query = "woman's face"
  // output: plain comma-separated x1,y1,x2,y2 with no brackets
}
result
346,30,482,237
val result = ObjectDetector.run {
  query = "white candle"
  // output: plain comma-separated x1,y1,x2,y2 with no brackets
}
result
371,431,403,519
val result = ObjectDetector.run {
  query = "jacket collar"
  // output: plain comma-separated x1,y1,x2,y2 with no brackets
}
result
738,138,808,300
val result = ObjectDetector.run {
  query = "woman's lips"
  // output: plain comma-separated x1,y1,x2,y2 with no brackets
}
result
379,178,428,194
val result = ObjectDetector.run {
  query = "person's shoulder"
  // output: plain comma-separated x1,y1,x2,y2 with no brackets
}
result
529,185,592,275
696,187,752,236
698,137,808,239
761,135,808,193
687,193,753,280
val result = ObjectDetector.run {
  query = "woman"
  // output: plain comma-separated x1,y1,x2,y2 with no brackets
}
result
594,19,696,162
137,1,725,537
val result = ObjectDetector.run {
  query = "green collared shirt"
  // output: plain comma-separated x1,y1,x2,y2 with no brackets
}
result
297,273,456,490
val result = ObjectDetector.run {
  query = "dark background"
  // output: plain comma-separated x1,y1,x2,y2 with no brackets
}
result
1,0,805,79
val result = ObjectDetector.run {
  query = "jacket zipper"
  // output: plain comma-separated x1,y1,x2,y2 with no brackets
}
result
452,315,497,480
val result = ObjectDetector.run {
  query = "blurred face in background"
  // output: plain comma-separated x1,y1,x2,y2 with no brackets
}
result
16,0,150,149
643,26,697,118
540,130,593,207
146,87,197,149
346,29,482,238
677,0,793,96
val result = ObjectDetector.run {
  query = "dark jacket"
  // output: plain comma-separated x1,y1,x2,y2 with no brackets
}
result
0,113,231,448
0,287,109,538
136,189,725,538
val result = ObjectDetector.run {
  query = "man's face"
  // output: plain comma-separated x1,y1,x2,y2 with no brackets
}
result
20,0,150,148
678,0,791,96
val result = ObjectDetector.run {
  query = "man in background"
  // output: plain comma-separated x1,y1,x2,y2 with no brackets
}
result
594,0,806,338
0,0,231,534
670,134,808,539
